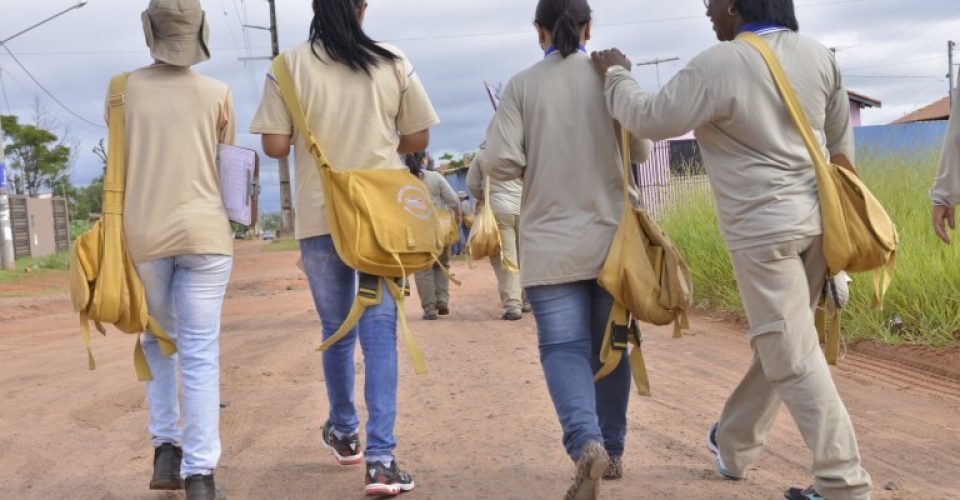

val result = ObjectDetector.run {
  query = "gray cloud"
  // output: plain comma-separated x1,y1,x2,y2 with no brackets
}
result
2,0,958,213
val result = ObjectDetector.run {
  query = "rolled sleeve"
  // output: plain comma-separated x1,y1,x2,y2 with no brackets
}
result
932,93,960,207
249,73,293,135
396,58,440,135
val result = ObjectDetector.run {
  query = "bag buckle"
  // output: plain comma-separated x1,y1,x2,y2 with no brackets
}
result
611,319,642,351
109,93,125,107
358,273,379,299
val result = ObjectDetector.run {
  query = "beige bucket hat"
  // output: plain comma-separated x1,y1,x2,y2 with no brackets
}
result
141,0,210,66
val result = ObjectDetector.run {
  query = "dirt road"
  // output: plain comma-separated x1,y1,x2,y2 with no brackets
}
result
1,241,959,499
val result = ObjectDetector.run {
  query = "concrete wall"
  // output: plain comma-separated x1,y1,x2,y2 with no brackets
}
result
26,198,57,258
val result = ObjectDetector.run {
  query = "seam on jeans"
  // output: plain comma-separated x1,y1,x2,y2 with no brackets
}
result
747,320,786,339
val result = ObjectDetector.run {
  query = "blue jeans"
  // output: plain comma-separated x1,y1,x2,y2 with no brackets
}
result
526,280,631,459
138,254,233,478
300,235,399,462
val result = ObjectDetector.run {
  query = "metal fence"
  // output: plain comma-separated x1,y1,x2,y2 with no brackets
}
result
633,140,712,219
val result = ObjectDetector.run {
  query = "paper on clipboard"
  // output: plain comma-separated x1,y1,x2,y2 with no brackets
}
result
217,144,259,226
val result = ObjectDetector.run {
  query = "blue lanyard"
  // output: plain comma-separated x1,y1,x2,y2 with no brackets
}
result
544,45,587,58
737,22,789,36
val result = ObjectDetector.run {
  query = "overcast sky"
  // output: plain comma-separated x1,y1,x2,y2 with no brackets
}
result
1,0,959,212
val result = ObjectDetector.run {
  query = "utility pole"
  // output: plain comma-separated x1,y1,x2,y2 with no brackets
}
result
0,127,14,270
949,41,956,108
635,57,679,88
243,0,295,237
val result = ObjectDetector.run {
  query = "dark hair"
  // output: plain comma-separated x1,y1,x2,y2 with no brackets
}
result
309,0,398,75
404,151,426,178
735,0,799,31
535,0,592,58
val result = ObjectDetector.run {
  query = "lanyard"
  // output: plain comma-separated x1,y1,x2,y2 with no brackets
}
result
737,22,789,36
544,45,587,58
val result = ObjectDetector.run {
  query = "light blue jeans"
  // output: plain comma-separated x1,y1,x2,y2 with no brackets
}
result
138,254,233,478
526,280,632,459
300,235,399,463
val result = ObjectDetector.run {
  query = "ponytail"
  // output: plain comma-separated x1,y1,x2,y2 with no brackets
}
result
310,0,398,75
535,0,592,58
404,152,426,178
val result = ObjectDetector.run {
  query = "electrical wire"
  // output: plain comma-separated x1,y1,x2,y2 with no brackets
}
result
0,43,103,129
0,66,13,114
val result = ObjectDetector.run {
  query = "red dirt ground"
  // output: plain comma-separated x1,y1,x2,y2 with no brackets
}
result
1,241,958,499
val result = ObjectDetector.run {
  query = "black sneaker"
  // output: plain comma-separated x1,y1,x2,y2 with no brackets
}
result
364,460,416,496
502,310,522,321
784,485,826,500
437,303,450,316
184,474,216,500
149,443,183,490
323,420,364,465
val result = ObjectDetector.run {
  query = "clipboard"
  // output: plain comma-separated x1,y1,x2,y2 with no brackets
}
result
216,144,260,226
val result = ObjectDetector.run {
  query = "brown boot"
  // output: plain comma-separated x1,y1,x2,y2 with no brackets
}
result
564,441,609,500
149,443,183,490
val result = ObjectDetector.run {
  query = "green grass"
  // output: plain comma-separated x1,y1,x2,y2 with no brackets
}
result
0,253,71,284
660,151,960,347
262,238,299,252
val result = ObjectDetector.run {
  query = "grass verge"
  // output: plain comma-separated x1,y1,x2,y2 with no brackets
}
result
0,253,71,285
262,238,299,252
660,151,960,347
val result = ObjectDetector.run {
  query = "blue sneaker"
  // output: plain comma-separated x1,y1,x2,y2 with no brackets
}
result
784,485,826,500
705,423,742,480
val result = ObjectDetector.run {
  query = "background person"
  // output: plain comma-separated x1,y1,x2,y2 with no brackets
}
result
479,0,650,497
118,1,236,498
593,0,873,498
250,0,439,495
405,151,461,320
467,149,527,320
932,91,960,244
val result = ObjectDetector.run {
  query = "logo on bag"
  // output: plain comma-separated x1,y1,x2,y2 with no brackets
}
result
397,185,432,221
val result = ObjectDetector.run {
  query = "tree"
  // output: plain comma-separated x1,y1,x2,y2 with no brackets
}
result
70,139,106,221
1,114,71,197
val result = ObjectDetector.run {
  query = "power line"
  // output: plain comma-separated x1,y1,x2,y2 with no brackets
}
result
0,66,13,114
0,43,103,129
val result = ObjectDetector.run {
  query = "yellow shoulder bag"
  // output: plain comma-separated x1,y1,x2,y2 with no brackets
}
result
271,55,447,374
740,32,899,364
69,73,175,381
595,128,695,396
467,175,518,272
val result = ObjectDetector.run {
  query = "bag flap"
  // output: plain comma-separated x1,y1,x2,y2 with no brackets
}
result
835,166,899,252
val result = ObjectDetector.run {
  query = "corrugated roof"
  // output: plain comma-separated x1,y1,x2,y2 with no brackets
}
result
892,95,951,124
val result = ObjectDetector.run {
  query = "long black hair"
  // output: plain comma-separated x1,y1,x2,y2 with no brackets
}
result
309,0,398,75
535,0,592,58
404,151,426,178
735,0,799,31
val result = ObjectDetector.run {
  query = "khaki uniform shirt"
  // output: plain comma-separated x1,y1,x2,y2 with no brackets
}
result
606,30,854,251
932,92,960,207
421,169,459,212
466,151,522,216
250,42,439,239
480,52,651,287
109,64,236,264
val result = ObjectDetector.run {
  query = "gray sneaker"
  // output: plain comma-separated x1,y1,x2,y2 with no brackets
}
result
706,423,742,480
502,310,522,321
564,440,609,500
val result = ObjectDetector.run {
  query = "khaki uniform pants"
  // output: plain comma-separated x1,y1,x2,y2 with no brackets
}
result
490,214,523,314
717,236,872,500
414,247,450,314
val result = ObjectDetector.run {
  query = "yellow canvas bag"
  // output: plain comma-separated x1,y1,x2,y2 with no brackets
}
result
741,32,899,364
466,175,518,272
436,207,459,246
595,128,694,396
69,73,175,381
272,55,447,374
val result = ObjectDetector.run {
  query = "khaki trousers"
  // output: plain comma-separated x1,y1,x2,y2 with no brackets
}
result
717,236,872,500
490,214,523,314
414,247,450,314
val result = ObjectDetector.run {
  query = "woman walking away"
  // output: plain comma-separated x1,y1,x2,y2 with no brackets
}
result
405,151,461,320
250,0,439,496
119,1,236,498
479,0,650,498
593,0,873,499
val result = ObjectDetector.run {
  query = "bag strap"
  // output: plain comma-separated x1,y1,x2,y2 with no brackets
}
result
102,73,129,217
619,126,632,208
737,33,835,184
270,55,334,171
594,302,651,396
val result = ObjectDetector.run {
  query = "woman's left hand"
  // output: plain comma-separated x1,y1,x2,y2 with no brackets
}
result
591,49,631,79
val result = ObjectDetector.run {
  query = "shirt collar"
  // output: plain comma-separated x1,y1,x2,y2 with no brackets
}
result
737,22,789,36
544,45,588,58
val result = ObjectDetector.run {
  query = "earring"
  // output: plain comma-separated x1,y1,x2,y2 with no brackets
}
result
727,5,737,16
